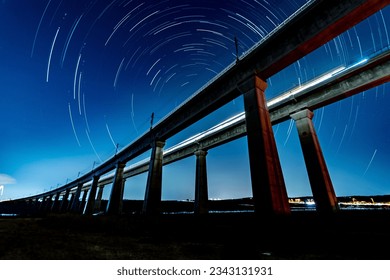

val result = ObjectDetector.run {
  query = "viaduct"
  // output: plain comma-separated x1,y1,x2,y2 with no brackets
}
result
1,0,389,217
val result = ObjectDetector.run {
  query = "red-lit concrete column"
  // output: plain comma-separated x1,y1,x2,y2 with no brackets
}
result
84,176,100,215
70,183,83,213
94,185,105,212
106,162,126,215
291,109,339,214
60,189,71,212
142,140,165,216
240,75,290,216
194,150,208,215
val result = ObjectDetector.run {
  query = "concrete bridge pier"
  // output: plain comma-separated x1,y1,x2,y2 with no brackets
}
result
28,199,34,206
60,189,70,213
32,198,40,213
240,75,290,216
29,198,39,213
67,192,76,212
31,199,38,214
106,162,126,215
94,185,105,212
194,150,209,215
70,183,83,213
38,196,48,213
84,176,100,215
41,195,53,213
291,109,339,214
79,189,89,213
27,199,34,213
44,195,53,213
142,140,165,216
51,192,61,212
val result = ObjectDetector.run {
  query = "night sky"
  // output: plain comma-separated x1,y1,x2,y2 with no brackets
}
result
1,0,389,201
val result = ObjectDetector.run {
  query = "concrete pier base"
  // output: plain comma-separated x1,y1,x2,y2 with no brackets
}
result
291,109,339,214
142,140,165,216
240,75,290,216
194,150,209,215
106,162,126,215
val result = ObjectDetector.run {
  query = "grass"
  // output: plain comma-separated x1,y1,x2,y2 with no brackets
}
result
0,210,390,260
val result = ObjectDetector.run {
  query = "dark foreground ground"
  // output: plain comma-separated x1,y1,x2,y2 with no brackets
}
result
1,210,390,260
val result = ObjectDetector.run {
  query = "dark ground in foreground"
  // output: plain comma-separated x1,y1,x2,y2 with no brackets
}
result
1,210,390,260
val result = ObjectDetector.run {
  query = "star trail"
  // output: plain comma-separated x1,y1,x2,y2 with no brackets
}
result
0,0,389,201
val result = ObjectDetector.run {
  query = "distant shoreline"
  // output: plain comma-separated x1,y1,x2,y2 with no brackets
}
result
2,195,390,216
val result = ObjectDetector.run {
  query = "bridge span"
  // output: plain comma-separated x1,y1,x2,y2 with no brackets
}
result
1,0,389,217
75,48,390,215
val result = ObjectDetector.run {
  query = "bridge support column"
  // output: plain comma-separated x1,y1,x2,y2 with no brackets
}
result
67,193,76,212
45,195,53,213
94,186,104,212
70,183,83,213
32,198,40,213
142,140,165,216
39,196,48,213
106,162,126,215
27,199,34,213
291,109,339,214
80,189,89,213
240,75,290,216
194,150,208,215
51,192,61,212
84,176,100,215
60,189,70,212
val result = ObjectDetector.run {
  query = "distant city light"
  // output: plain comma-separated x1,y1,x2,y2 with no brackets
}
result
305,200,315,205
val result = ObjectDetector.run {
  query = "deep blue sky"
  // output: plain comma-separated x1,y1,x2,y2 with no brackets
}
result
0,0,389,201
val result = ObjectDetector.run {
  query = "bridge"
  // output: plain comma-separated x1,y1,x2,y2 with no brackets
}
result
1,0,389,217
